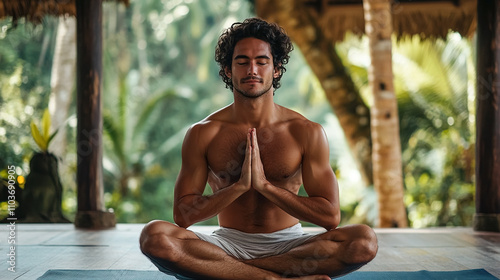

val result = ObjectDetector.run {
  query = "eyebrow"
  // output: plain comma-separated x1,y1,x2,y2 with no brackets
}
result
234,55,271,60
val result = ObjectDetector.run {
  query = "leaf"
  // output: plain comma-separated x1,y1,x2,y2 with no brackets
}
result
47,127,60,149
42,109,51,141
30,121,47,151
103,111,125,163
134,89,176,136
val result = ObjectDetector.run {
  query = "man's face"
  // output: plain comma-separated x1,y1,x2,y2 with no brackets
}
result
225,37,279,99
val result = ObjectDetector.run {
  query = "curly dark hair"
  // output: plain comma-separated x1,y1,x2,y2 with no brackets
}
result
215,17,293,92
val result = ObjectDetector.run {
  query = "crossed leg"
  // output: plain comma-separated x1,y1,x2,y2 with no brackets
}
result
244,224,378,277
140,221,377,280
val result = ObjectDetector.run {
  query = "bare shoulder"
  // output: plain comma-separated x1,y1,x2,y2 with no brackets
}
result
279,106,326,142
190,105,232,131
183,107,231,150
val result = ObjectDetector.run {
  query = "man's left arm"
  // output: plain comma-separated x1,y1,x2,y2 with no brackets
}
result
250,125,340,230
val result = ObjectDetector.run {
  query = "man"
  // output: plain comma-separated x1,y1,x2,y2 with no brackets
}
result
140,18,378,280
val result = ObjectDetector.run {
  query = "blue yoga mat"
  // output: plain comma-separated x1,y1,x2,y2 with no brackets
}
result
338,269,498,279
38,269,498,280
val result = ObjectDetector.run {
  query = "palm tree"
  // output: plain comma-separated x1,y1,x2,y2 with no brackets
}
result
338,32,475,227
363,0,407,227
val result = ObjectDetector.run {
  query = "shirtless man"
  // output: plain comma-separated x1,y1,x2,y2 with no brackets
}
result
140,18,378,280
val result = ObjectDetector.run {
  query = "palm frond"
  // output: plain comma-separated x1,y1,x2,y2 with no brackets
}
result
133,89,177,137
102,110,125,164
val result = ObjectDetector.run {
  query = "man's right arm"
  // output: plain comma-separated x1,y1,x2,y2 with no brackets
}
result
173,124,251,228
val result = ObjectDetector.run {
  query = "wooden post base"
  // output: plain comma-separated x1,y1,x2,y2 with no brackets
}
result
473,214,500,232
74,210,116,229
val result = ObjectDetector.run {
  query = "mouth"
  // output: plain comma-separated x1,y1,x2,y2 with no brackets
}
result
242,77,263,83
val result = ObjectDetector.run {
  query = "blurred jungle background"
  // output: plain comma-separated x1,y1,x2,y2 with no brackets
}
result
0,0,475,227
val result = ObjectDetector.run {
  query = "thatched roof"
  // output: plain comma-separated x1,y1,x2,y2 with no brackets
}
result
0,0,129,23
258,0,476,42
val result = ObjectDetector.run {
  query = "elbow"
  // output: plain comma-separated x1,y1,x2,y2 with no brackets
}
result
323,209,340,231
173,199,196,228
173,211,192,229
323,220,339,231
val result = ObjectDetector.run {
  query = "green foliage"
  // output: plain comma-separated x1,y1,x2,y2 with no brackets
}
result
0,17,58,170
396,35,475,227
337,33,475,227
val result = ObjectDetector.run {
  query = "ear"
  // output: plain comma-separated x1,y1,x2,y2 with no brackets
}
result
273,65,280,79
224,66,232,78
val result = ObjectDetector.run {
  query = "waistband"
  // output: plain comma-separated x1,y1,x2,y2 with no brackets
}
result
214,223,305,240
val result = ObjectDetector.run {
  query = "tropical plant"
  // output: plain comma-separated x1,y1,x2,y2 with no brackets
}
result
394,34,475,227
0,17,58,171
0,16,65,222
18,108,69,222
101,75,185,221
30,109,58,153
337,32,475,227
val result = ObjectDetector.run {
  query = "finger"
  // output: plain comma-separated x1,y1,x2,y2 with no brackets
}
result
252,128,259,152
240,130,252,184
247,128,252,150
244,129,252,165
252,129,262,164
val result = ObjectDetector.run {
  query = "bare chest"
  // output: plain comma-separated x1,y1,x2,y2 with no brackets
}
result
206,127,302,187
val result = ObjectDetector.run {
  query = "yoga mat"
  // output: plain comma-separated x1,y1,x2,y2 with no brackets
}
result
37,270,173,280
37,269,498,280
338,269,498,279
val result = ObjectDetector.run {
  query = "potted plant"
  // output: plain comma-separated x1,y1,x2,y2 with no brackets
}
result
21,109,70,223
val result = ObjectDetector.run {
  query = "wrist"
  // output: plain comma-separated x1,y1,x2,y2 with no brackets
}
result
257,181,273,193
234,181,250,193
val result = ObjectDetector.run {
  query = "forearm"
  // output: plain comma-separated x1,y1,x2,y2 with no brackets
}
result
174,183,246,228
259,183,340,230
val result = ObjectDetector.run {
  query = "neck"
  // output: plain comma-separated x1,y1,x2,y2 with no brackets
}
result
231,90,277,127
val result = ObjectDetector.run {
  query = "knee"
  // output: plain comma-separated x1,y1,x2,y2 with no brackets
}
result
139,220,179,260
346,224,378,264
139,220,165,254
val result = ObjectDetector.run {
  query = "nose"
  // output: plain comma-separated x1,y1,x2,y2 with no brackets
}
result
247,62,257,76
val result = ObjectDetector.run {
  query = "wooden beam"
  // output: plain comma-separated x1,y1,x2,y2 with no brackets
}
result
74,0,115,229
474,0,500,232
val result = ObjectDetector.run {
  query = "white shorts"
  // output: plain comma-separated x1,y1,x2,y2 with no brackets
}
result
147,223,318,279
194,223,316,259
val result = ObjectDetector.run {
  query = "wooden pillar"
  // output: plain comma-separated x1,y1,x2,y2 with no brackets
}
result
75,0,115,228
363,0,407,227
474,0,500,232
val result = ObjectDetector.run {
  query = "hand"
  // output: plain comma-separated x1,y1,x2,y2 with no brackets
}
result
250,128,270,192
236,128,252,192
